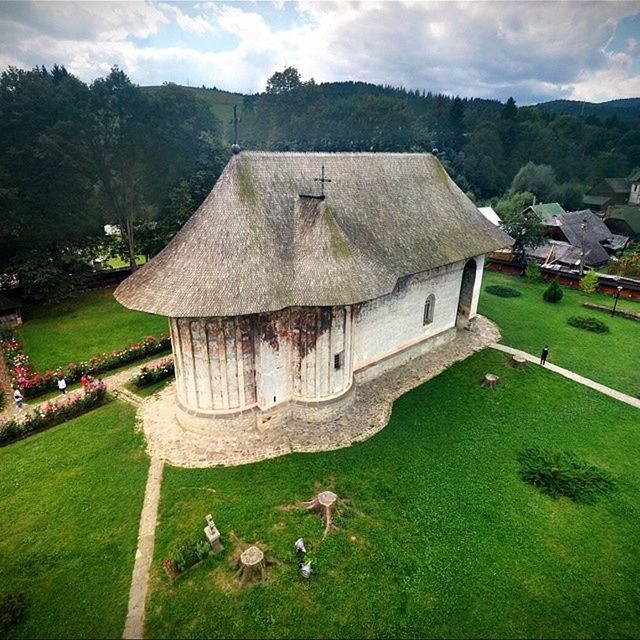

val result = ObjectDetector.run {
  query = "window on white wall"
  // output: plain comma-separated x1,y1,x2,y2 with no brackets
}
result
334,352,344,370
423,294,435,325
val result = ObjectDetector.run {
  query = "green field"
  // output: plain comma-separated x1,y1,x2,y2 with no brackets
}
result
142,85,243,140
479,270,640,397
125,376,174,398
145,349,640,639
17,288,168,372
0,401,148,639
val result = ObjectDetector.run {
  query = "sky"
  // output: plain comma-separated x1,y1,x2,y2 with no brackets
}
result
1,1,639,105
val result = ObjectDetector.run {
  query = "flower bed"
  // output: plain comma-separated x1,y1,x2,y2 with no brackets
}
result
132,358,175,388
0,380,108,446
163,538,211,581
1,332,170,399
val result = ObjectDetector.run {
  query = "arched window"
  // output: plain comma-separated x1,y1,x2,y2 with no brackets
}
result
423,294,435,325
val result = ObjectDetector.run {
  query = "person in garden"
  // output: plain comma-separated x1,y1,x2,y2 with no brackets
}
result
13,388,24,412
57,373,67,395
540,345,549,366
81,374,89,394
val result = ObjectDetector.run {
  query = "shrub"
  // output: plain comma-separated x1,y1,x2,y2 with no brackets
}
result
517,447,615,504
132,358,175,388
0,387,5,411
0,592,26,635
525,260,541,281
170,539,210,573
1,332,170,399
485,285,522,298
579,269,598,294
0,381,107,446
543,279,563,303
567,316,610,333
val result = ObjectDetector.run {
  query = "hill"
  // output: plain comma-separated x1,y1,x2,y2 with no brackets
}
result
535,97,640,124
142,85,243,139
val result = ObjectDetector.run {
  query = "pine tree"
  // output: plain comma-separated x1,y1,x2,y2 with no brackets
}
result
543,279,563,303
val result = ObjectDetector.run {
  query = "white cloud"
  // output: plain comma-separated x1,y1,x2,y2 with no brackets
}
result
0,1,168,42
569,51,640,102
1,1,639,103
158,3,215,35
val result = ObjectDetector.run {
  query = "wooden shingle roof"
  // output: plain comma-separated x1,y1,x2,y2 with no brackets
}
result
115,152,513,317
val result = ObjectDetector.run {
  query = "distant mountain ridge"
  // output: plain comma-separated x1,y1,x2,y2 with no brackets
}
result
535,98,640,123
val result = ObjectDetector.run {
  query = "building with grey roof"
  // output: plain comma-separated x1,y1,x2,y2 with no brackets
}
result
116,151,512,432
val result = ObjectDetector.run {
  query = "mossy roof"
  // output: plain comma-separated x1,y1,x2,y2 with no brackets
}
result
528,202,566,220
115,152,513,317
606,206,640,234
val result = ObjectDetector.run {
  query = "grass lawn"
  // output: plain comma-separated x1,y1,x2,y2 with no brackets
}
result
125,376,174,398
145,349,640,639
479,270,640,397
17,287,168,372
103,257,147,269
0,400,148,639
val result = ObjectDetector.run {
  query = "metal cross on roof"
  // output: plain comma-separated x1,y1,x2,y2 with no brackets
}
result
230,104,241,154
314,165,331,197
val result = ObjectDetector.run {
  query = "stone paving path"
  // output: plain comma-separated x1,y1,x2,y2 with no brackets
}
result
490,343,640,410
123,457,164,640
0,354,170,422
139,317,502,468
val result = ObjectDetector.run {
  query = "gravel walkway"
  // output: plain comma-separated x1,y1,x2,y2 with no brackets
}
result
139,316,501,468
0,355,171,421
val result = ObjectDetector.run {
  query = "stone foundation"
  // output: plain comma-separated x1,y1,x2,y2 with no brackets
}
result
138,316,500,468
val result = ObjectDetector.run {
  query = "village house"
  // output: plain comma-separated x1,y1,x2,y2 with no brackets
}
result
115,152,511,434
526,209,628,270
522,201,566,221
584,178,632,211
0,292,22,328
604,205,640,240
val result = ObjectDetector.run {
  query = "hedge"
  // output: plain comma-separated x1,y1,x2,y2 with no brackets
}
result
132,358,175,388
0,381,107,446
485,285,522,298
1,332,170,399
567,316,610,333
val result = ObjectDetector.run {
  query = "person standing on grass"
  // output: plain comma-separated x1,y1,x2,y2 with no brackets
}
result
57,373,67,395
540,345,549,366
13,388,23,412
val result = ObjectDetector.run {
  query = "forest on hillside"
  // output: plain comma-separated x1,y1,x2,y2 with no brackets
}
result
241,69,640,203
1,64,639,303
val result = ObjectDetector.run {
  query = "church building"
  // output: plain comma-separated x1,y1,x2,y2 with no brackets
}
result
115,152,512,432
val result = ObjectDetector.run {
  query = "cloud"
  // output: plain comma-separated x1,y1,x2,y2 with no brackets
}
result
569,51,640,102
158,3,215,35
0,1,639,103
0,1,168,41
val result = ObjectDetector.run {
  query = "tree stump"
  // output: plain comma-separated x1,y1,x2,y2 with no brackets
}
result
235,545,266,585
481,373,501,389
510,355,528,369
304,490,341,538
